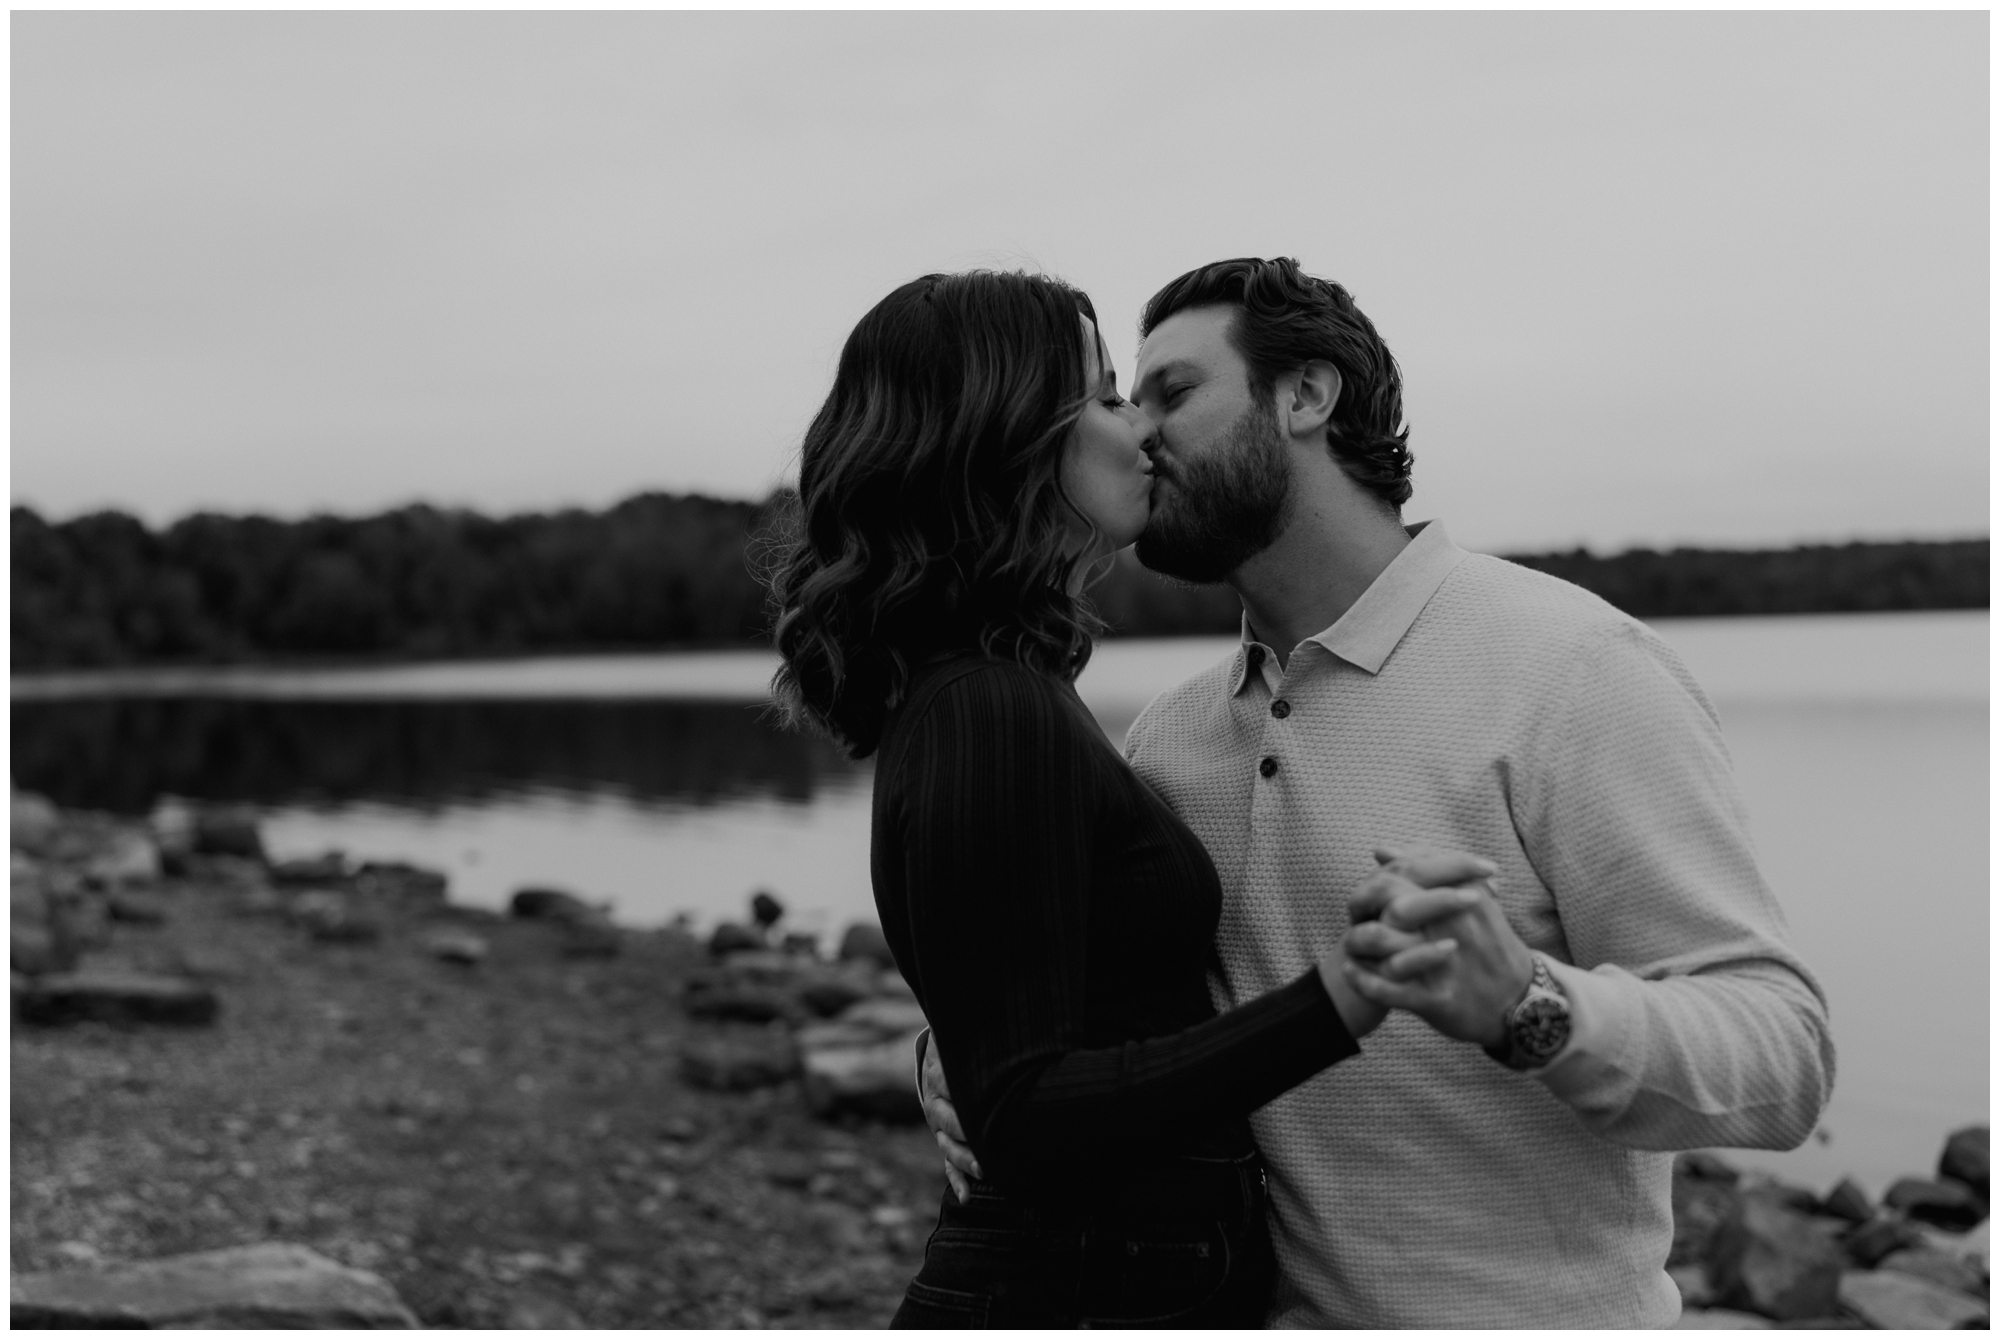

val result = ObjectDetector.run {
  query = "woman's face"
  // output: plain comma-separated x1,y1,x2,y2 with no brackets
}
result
1061,315,1157,554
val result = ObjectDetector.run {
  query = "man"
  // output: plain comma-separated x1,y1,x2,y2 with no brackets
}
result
922,256,1834,1327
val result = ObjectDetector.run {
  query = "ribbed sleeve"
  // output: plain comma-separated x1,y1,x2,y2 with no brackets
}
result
874,659,1356,1187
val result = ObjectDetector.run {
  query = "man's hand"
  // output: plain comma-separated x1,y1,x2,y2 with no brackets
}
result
918,1035,983,1199
1344,847,1535,1049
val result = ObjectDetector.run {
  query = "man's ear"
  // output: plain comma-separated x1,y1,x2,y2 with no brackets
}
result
1282,360,1342,441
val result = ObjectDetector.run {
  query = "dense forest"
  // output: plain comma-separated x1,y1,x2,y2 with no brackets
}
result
11,495,1987,670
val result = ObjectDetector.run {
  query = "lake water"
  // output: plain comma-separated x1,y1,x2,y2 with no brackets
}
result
12,610,1987,1195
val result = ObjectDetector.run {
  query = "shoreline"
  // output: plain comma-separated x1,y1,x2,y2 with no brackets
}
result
11,793,1990,1327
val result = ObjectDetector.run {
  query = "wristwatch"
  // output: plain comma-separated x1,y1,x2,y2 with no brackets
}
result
1487,954,1572,1071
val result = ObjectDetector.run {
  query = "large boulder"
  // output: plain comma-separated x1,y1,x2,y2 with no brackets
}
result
17,969,219,1027
1837,1268,1989,1329
10,1241,417,1328
1884,1177,1986,1230
799,1030,926,1124
1705,1189,1844,1321
1941,1126,1990,1201
680,1032,799,1092
836,922,895,970
11,791,60,856
796,997,930,1124
191,808,266,861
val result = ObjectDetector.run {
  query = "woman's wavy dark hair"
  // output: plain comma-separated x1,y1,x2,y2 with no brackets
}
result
769,270,1106,757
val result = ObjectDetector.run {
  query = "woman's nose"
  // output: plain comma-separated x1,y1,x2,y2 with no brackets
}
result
1124,403,1161,453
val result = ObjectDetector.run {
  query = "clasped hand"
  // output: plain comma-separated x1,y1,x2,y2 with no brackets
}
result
918,846,1536,1197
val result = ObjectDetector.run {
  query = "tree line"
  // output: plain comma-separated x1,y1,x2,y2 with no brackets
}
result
11,495,1988,669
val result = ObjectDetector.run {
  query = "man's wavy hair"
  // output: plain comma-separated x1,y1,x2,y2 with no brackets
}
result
769,270,1105,757
1141,257,1413,508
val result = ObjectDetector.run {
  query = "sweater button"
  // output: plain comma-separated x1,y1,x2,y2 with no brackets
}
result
1258,756,1278,778
1270,699,1291,719
1246,646,1265,668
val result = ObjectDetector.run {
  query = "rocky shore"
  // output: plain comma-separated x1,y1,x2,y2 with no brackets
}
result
10,790,1990,1328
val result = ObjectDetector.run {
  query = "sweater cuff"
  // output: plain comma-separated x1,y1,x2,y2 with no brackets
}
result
1526,957,1639,1110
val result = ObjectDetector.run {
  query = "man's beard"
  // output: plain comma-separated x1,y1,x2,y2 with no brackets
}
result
1135,396,1293,584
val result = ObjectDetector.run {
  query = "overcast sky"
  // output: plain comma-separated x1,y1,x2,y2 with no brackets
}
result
12,11,1987,554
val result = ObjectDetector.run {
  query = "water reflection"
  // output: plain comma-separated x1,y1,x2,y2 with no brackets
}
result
9,697,864,815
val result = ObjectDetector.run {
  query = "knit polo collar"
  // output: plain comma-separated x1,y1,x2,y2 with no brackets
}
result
1230,518,1469,692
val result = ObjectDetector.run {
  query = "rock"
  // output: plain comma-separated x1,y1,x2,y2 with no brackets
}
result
83,830,162,888
353,861,448,901
835,996,928,1038
1706,1188,1845,1321
11,791,60,855
1919,1219,1990,1274
1751,1180,1822,1217
800,1030,926,1124
17,968,219,1026
780,931,821,958
269,852,350,886
45,880,112,954
419,927,488,965
683,982,799,1025
10,1241,417,1328
1674,1307,1774,1328
836,921,894,970
1885,1177,1986,1230
1838,1268,1990,1329
1670,1263,1717,1308
679,1032,798,1092
795,970,872,1019
106,890,169,925
708,921,764,958
1821,1177,1873,1225
289,890,382,944
1677,1151,1743,1185
191,808,266,861
1770,1317,1865,1329
1941,1126,1990,1201
1843,1214,1930,1268
749,889,785,929
1877,1246,1986,1297
510,886,600,924
11,921,66,976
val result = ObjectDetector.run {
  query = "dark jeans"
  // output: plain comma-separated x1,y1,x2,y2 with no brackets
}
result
890,1147,1276,1329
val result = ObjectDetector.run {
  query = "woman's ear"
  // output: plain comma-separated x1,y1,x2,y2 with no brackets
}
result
1283,360,1342,441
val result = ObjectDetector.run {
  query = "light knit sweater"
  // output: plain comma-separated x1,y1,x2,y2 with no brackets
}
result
1123,519,1835,1329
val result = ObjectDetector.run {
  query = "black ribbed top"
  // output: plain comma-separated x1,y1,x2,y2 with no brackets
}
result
870,654,1358,1194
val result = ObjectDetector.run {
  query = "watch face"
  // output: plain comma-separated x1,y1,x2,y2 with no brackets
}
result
1512,996,1571,1063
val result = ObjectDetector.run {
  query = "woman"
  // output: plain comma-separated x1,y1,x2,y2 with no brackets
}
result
770,271,1453,1327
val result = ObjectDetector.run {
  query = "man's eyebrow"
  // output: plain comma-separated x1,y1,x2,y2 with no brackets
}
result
1136,357,1198,388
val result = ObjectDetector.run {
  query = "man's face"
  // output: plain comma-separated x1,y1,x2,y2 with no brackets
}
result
1130,305,1293,584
